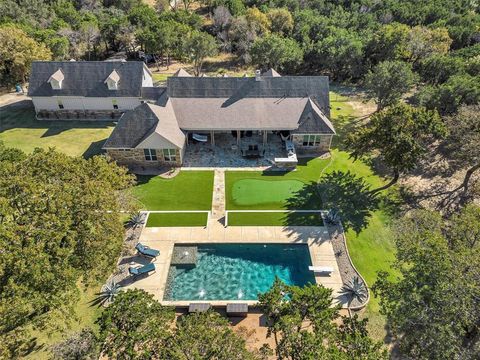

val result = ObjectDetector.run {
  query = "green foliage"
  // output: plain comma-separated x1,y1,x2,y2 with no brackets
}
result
0,144,135,358
415,73,480,115
444,105,480,189
0,24,51,86
347,104,446,187
258,279,387,359
183,30,218,76
373,207,480,359
97,289,175,359
97,289,258,359
309,28,364,80
267,8,293,35
417,54,466,84
167,311,257,359
250,34,303,72
364,60,417,110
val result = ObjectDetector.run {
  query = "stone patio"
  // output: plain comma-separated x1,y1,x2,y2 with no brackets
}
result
182,132,287,168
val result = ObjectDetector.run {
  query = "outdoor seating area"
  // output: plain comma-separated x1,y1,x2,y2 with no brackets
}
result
183,132,285,167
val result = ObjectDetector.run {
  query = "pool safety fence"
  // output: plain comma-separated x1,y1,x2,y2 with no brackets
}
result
224,210,327,227
144,210,211,227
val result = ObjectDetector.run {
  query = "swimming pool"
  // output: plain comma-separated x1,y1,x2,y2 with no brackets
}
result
163,244,315,301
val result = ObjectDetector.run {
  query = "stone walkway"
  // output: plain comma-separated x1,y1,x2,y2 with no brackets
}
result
210,169,226,222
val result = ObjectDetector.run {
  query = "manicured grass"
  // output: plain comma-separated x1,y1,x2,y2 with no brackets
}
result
133,171,214,210
146,212,208,227
227,211,324,226
232,179,305,206
0,104,114,157
225,157,329,210
152,73,171,83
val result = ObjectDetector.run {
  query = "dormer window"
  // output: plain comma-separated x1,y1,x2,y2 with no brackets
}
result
48,69,64,90
104,70,120,90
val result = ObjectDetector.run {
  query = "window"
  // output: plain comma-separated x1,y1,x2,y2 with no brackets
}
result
144,149,157,161
302,135,320,146
112,99,118,110
57,100,64,109
163,149,176,162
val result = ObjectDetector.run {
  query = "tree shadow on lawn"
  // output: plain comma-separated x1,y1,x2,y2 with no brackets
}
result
283,170,380,234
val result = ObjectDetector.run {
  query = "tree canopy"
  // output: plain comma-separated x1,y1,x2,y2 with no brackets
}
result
373,206,480,359
258,278,387,359
0,143,135,358
347,103,446,191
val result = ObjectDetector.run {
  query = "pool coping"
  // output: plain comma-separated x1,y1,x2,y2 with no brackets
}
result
122,223,345,308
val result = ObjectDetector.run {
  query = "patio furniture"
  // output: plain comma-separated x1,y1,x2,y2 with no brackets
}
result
129,263,156,277
308,266,334,274
192,133,208,142
226,303,248,317
188,303,211,313
135,243,160,259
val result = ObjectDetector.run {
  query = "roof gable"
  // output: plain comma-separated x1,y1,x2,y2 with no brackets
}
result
28,61,146,98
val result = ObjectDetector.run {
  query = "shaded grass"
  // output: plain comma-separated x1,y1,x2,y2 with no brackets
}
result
0,104,114,157
133,171,214,210
24,284,102,359
227,211,324,226
146,212,208,227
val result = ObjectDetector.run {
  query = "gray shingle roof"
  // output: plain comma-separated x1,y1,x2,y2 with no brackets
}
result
103,102,184,149
28,61,146,97
166,76,330,117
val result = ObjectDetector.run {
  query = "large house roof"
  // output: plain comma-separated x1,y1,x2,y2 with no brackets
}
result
103,102,184,149
166,76,331,118
28,61,148,98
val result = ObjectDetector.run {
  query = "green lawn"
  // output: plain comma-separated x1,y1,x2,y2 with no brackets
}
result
225,158,329,210
224,92,398,340
0,104,114,157
227,211,324,226
133,171,214,210
146,212,209,227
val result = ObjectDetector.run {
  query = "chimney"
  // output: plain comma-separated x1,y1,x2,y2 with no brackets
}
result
255,69,261,81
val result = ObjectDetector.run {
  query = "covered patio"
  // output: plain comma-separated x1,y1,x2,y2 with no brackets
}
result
182,131,287,168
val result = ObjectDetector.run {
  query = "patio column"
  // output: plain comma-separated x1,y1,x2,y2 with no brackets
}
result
263,130,267,145
211,131,215,146
237,130,240,145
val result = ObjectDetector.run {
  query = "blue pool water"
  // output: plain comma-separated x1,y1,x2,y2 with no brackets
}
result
164,244,315,301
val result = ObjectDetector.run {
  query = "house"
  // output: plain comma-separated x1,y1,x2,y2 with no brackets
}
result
28,60,159,120
27,61,335,167
103,69,335,167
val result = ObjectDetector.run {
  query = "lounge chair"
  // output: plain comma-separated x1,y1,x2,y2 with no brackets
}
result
308,266,334,274
227,303,248,317
136,243,160,259
129,263,155,276
188,303,211,313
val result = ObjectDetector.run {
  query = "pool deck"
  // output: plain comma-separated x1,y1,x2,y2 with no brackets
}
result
123,223,345,307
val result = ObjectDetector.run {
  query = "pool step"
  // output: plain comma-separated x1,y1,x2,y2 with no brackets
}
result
170,245,198,266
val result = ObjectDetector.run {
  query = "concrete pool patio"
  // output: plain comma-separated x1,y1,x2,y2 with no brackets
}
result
123,222,344,307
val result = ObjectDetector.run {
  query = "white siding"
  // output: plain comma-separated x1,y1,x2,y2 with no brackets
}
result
142,68,153,87
32,97,143,111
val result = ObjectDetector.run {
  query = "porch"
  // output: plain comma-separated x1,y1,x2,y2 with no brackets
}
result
182,131,287,168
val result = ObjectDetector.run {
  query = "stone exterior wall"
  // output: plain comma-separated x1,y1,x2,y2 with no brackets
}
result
106,148,182,167
292,134,332,154
36,109,123,121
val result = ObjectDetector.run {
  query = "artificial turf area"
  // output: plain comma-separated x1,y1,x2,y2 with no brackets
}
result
227,211,324,226
133,171,214,210
0,104,114,157
146,212,208,227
